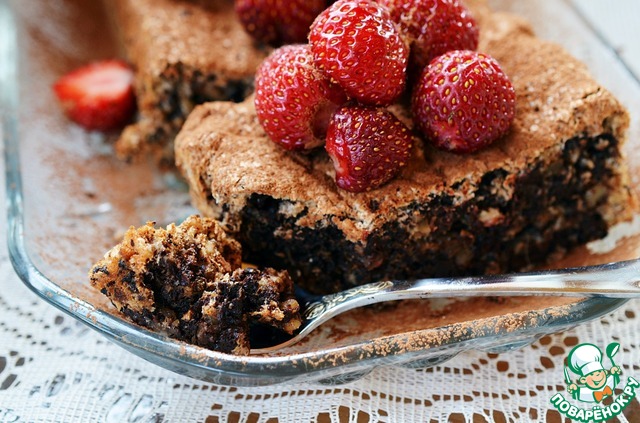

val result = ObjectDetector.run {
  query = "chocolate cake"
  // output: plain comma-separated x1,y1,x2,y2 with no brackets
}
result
174,7,636,294
108,0,268,163
88,216,302,355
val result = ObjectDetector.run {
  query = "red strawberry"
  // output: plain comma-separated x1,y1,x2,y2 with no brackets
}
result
326,105,414,192
53,60,136,131
309,0,409,106
254,44,347,151
412,50,516,153
234,0,327,46
379,0,479,74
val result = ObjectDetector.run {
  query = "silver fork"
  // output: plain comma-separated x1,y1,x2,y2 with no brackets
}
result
251,258,640,353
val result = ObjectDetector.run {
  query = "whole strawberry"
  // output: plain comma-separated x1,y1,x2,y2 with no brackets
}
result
254,44,347,151
380,0,479,74
326,105,414,192
309,0,409,106
53,60,136,131
412,50,516,153
234,0,327,46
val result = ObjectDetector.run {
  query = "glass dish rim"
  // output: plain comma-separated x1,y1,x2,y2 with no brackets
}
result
3,107,629,384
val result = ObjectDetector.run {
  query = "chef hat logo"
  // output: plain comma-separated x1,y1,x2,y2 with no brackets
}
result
567,343,605,377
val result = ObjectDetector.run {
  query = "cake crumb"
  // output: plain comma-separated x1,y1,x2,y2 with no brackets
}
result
89,215,302,355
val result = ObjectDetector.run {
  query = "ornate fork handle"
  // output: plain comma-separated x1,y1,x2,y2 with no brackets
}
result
251,258,640,354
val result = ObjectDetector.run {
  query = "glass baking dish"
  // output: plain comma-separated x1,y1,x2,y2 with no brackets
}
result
2,0,639,386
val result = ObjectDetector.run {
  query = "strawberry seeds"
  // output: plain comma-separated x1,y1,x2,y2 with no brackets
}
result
52,0,516,193
251,0,516,193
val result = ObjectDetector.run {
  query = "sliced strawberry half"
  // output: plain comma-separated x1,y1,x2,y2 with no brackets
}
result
53,60,136,131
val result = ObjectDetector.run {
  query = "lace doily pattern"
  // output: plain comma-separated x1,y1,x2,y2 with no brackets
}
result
1,251,639,422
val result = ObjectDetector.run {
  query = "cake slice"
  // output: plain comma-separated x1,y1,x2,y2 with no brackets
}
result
174,7,636,294
108,0,268,163
89,216,302,355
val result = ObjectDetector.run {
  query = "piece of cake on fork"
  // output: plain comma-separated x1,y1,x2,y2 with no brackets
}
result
89,216,302,355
